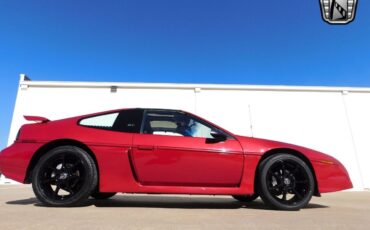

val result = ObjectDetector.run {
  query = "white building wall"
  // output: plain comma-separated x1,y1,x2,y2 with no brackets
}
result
2,75,370,190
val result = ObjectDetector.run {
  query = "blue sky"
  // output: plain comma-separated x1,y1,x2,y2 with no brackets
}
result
0,0,369,148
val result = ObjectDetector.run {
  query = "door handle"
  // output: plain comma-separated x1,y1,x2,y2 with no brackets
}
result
137,145,154,151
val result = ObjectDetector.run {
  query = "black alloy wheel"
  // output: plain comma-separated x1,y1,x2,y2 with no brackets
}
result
258,154,314,210
232,194,259,202
91,192,117,200
32,146,98,206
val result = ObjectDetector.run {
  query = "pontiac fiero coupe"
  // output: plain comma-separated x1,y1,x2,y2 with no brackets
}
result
0,108,352,210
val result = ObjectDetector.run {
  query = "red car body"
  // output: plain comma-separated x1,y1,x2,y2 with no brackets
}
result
0,108,352,197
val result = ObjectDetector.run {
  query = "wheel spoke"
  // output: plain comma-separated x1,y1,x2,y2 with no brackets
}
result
293,188,303,199
68,162,80,172
63,183,75,195
46,165,56,172
54,186,60,196
61,154,67,168
279,160,286,175
282,191,287,201
69,175,80,186
68,160,84,175
43,177,56,184
268,183,276,190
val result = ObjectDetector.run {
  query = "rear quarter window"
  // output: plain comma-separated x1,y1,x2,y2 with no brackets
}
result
78,109,144,133
79,113,119,129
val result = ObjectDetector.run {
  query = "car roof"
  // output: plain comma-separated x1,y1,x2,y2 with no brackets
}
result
141,108,184,113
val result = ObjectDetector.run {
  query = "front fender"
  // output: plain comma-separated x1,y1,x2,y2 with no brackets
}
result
235,135,353,193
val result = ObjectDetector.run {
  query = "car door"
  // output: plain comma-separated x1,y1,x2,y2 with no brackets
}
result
131,109,244,187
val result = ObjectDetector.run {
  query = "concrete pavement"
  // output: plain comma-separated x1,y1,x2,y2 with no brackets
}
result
0,185,369,230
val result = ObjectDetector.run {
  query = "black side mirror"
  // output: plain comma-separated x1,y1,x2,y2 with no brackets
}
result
206,131,227,143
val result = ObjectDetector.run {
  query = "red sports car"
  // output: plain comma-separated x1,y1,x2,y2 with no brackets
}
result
0,108,352,210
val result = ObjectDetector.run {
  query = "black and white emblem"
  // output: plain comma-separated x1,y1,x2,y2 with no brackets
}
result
320,0,358,24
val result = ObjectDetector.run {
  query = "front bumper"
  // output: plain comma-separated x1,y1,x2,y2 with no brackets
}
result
0,142,43,183
312,159,353,193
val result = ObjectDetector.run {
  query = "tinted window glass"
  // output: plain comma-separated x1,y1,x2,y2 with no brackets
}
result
113,109,143,133
79,109,143,133
143,110,218,138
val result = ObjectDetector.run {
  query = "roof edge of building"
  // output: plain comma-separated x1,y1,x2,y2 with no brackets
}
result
18,74,370,93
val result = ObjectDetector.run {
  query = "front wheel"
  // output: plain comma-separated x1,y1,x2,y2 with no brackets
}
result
257,154,315,210
32,146,98,206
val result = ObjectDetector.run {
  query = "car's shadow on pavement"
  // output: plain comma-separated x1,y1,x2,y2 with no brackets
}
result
6,195,328,210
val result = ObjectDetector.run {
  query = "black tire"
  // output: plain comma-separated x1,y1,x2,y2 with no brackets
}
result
257,154,314,210
91,192,116,200
32,146,98,206
232,194,259,202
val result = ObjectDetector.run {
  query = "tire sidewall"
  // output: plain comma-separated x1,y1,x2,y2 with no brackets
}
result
32,146,98,206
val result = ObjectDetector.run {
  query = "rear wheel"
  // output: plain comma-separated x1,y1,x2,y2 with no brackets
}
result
232,194,259,202
91,192,116,200
257,154,314,210
32,146,98,206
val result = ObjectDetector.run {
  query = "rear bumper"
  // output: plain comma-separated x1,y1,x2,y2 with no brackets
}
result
0,142,43,183
312,159,353,193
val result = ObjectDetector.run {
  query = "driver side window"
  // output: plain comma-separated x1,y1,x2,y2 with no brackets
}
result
142,110,216,138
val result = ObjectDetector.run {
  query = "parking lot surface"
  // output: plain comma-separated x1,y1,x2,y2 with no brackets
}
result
0,185,369,230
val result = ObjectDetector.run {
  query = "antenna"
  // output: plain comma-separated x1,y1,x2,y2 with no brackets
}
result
248,104,254,137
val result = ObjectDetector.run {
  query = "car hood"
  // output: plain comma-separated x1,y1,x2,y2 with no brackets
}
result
234,135,340,164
